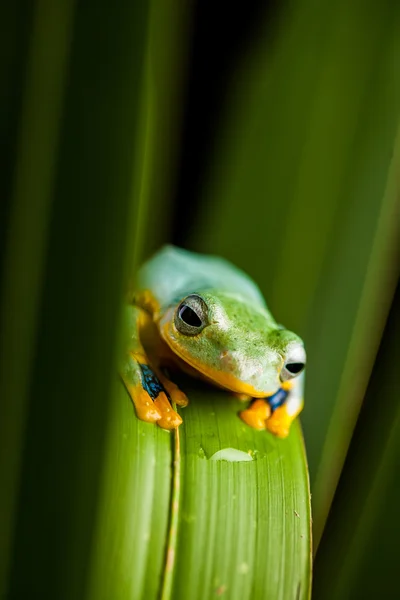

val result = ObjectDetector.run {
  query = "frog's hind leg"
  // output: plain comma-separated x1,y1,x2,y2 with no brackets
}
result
120,305,182,430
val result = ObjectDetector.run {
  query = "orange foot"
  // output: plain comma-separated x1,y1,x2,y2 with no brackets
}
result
240,399,271,430
156,374,189,408
126,383,162,423
127,383,182,430
266,405,292,438
153,392,182,429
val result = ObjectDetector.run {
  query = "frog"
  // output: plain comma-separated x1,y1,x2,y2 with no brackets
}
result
120,245,306,438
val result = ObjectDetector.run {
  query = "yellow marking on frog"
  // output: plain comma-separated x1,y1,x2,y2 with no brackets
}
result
240,399,271,430
281,380,293,391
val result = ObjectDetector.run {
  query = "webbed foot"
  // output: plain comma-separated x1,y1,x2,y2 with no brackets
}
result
265,405,292,438
124,382,162,423
154,372,189,408
240,399,271,430
154,392,182,429
121,353,182,430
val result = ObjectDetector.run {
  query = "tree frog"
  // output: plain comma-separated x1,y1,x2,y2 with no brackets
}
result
120,245,306,438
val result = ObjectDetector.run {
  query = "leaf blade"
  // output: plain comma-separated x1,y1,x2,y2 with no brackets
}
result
171,380,312,600
87,383,172,600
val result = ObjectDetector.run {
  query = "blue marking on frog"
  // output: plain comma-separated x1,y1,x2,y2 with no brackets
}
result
267,387,289,412
138,363,165,400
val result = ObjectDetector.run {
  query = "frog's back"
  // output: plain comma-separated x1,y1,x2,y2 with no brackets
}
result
137,245,266,308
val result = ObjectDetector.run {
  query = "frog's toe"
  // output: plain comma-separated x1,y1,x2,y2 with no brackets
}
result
158,377,189,407
170,388,189,407
240,399,271,430
265,406,292,438
137,403,162,423
127,384,162,424
154,392,183,430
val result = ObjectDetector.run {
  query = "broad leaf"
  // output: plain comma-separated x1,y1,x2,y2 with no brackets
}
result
88,378,312,600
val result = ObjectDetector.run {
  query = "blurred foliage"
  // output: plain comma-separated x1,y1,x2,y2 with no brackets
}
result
313,282,400,598
0,0,150,597
128,0,191,271
1,0,399,598
186,0,400,546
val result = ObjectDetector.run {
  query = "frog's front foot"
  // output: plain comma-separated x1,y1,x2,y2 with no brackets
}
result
265,405,292,438
125,383,162,424
137,362,182,429
239,387,295,437
155,372,189,408
240,399,271,430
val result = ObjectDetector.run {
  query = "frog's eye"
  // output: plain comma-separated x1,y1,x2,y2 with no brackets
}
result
280,343,306,381
174,294,208,336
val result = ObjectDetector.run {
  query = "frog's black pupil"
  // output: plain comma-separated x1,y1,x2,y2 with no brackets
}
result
286,362,304,374
179,305,202,327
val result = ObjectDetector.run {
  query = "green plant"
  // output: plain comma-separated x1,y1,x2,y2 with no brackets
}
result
1,1,399,598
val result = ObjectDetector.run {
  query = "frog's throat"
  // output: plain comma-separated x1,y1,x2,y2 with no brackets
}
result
160,323,278,398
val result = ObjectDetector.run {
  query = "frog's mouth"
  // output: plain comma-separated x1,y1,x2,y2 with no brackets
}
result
160,321,278,398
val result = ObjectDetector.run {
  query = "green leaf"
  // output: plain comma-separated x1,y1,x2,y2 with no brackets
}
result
87,378,312,600
86,382,172,600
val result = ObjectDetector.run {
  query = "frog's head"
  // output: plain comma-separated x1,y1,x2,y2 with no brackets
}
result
157,290,306,397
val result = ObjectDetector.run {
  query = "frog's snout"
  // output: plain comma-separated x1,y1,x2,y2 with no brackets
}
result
218,348,281,397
